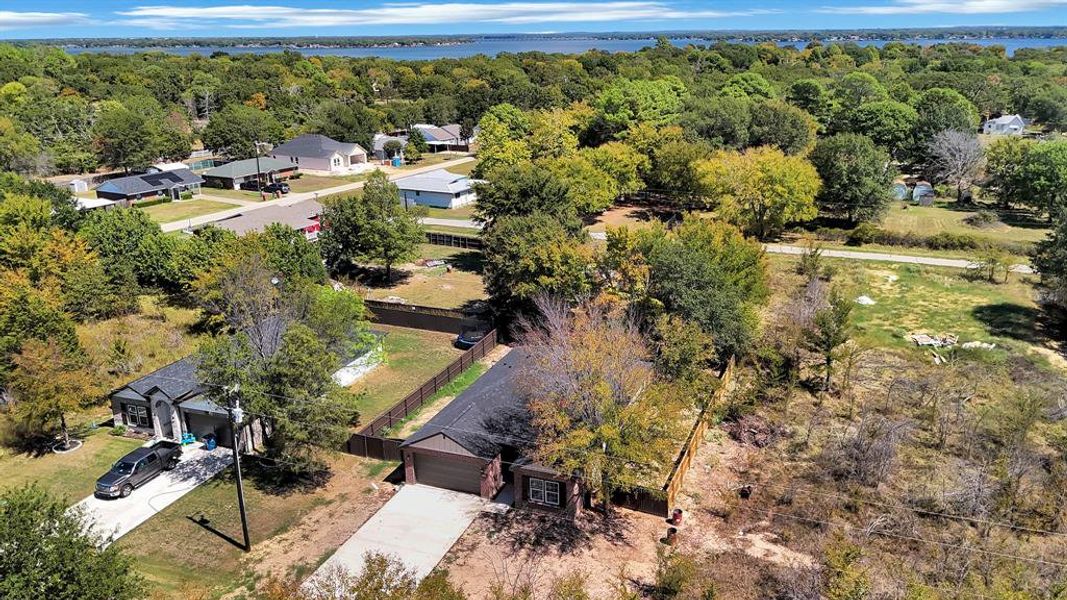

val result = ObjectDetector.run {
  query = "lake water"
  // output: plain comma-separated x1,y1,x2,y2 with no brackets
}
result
63,36,1067,60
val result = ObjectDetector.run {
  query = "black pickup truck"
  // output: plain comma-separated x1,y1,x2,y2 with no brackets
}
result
95,440,182,499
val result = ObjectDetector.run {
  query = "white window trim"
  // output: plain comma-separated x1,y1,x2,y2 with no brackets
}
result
528,477,562,507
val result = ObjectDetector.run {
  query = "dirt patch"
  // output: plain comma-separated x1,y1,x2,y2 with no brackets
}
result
234,454,395,589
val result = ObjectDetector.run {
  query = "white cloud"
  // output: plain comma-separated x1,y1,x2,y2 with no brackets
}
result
819,0,1067,15
0,11,89,30
117,2,775,29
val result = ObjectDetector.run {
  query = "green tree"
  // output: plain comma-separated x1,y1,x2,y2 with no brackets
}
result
0,116,42,174
810,133,894,223
1029,87,1067,131
722,72,775,99
593,77,687,139
803,289,853,392
912,87,980,147
581,142,648,196
309,101,382,150
680,94,752,149
540,154,619,215
699,146,821,239
649,140,712,208
833,71,888,107
482,213,590,318
258,223,328,283
473,103,531,177
202,104,284,159
647,218,770,357
78,207,164,287
0,279,80,384
824,538,871,600
8,339,98,449
984,136,1035,209
91,106,156,173
0,485,144,599
845,100,919,160
407,127,429,153
787,79,834,127
319,170,423,280
1019,140,1067,217
474,161,581,232
1033,211,1067,306
748,100,818,156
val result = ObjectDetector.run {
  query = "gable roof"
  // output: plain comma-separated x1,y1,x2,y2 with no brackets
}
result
401,349,532,460
214,199,322,236
986,114,1025,125
96,169,204,196
271,134,366,160
394,169,473,195
372,133,409,153
412,124,459,143
203,157,297,180
120,356,203,401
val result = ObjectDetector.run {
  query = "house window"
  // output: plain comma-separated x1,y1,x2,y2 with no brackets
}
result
123,404,151,428
529,478,561,507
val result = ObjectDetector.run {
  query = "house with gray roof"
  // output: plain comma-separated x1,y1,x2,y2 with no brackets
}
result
400,349,583,518
214,199,323,239
202,157,299,190
95,169,204,203
372,133,409,161
983,114,1026,136
270,134,369,175
395,168,477,209
411,123,472,152
110,326,385,448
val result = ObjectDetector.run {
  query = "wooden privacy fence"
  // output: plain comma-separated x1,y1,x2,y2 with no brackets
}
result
345,330,498,460
614,358,736,517
425,231,483,249
364,299,488,334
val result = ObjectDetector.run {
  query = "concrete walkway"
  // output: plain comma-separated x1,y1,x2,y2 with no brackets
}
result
306,484,502,587
160,156,476,233
74,444,232,545
422,217,481,229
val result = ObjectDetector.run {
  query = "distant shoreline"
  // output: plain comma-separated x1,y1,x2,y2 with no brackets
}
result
11,26,1067,50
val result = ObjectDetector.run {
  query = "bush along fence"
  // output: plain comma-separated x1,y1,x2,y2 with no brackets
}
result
613,358,736,517
345,330,498,461
425,231,483,249
364,299,489,334
795,223,1034,257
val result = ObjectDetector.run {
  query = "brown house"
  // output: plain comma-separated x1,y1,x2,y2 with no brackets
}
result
399,350,583,518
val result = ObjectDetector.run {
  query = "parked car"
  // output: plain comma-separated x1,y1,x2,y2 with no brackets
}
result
240,180,290,194
95,440,182,499
455,327,490,350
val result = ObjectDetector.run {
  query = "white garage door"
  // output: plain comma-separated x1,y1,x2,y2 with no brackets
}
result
413,454,482,495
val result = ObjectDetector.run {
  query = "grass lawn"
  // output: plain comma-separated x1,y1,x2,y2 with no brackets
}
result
0,429,143,504
361,245,486,309
142,199,238,223
200,187,263,201
768,255,1049,358
423,204,476,220
877,200,1050,245
383,362,488,437
349,325,465,423
78,295,206,394
115,462,330,597
400,153,472,171
286,174,346,193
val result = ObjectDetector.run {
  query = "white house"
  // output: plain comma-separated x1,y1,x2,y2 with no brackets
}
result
270,134,370,175
983,114,1026,136
395,169,477,209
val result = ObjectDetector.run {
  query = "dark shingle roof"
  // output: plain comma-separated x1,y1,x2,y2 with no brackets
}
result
401,349,533,460
271,134,365,160
122,356,203,401
96,169,204,197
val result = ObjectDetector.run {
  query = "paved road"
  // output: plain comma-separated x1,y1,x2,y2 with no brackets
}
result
74,445,232,545
763,244,1035,273
160,156,476,233
305,484,506,588
587,231,1034,273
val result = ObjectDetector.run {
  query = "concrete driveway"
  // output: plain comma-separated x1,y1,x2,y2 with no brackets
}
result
307,484,502,585
74,444,232,544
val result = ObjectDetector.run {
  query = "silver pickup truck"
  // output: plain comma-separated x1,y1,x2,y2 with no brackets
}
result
95,440,182,498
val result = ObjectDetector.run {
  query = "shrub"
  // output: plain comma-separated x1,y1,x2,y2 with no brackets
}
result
926,231,980,250
179,191,193,200
109,425,127,436
964,209,1001,228
846,222,881,246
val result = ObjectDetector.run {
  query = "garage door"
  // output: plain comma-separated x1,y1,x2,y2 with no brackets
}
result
183,412,233,448
413,454,482,495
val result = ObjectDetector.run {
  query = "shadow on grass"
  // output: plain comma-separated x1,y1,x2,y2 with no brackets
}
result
237,455,333,497
445,250,484,274
977,301,1049,343
186,514,246,551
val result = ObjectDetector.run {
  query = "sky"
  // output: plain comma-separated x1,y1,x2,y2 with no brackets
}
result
0,1,1065,39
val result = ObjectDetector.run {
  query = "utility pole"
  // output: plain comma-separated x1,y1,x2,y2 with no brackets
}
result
225,384,251,552
253,140,265,201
